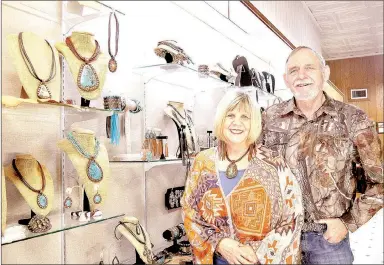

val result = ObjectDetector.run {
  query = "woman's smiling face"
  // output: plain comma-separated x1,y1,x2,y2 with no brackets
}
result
223,103,251,146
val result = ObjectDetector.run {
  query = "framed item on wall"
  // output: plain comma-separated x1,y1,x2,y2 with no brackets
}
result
377,122,384,134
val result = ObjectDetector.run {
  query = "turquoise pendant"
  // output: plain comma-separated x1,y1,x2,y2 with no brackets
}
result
77,63,99,92
37,193,48,209
64,196,72,208
87,158,103,183
93,192,102,204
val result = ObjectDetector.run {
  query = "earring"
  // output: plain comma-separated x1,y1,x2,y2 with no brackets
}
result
64,188,73,208
112,254,120,265
93,184,102,204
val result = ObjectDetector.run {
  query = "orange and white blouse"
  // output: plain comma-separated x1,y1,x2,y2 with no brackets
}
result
182,147,304,264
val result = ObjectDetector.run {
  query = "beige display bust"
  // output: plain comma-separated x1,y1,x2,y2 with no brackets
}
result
58,128,109,211
6,32,61,101
164,101,198,155
117,216,153,264
55,31,108,100
3,154,54,216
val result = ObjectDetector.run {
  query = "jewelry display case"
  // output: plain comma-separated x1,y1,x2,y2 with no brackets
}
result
2,1,284,264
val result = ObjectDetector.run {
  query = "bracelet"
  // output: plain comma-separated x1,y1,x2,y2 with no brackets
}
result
178,240,191,255
129,98,142,114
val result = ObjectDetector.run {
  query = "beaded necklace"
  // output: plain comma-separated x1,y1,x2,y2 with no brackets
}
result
67,132,102,183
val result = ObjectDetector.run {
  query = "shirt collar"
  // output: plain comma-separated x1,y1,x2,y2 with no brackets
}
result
280,91,338,118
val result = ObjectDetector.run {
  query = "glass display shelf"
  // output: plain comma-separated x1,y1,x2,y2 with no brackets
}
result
63,1,125,35
2,96,123,116
110,156,194,172
1,213,124,246
132,64,232,91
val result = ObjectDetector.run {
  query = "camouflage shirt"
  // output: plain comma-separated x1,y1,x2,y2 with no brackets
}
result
261,92,383,232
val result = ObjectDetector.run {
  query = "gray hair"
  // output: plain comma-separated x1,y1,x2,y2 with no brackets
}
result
285,46,326,73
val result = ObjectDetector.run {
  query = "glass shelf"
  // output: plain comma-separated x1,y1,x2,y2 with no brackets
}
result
1,213,124,246
132,64,231,91
2,96,123,116
110,157,195,172
62,1,125,36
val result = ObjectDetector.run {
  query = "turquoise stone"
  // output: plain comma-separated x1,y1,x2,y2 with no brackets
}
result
80,64,97,89
88,160,102,182
65,198,72,208
38,193,48,208
94,194,102,204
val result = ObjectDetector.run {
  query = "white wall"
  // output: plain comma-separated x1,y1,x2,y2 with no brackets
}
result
251,1,322,53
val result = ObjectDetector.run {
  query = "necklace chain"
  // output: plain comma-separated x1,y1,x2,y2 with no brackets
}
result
119,221,147,245
67,132,100,159
65,36,100,64
226,148,250,163
12,159,46,194
108,12,119,59
18,32,56,83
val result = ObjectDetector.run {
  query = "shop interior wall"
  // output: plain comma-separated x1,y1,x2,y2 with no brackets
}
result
326,55,384,158
1,1,322,264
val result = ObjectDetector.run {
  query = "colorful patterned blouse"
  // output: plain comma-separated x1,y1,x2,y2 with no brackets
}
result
182,147,304,264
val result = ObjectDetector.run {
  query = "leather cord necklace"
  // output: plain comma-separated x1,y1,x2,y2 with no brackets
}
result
108,12,119,72
225,148,249,179
167,104,196,152
115,221,152,262
65,36,101,92
18,32,56,100
12,159,48,209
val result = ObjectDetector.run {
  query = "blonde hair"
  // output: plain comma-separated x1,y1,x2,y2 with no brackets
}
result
213,90,261,160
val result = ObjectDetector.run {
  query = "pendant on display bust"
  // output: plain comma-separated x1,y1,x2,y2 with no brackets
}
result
36,82,52,99
108,57,117,72
87,157,103,183
77,63,100,92
37,192,48,209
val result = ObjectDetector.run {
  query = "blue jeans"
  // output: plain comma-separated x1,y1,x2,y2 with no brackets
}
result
213,253,229,265
301,232,354,264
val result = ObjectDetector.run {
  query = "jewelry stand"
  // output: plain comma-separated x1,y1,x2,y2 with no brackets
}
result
172,120,183,159
164,238,179,254
83,190,91,211
134,250,145,264
81,97,91,107
18,210,36,225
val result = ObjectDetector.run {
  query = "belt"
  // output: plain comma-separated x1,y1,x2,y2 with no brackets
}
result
302,222,327,233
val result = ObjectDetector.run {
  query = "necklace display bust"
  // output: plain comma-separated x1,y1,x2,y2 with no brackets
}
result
57,128,109,211
164,101,197,155
55,31,108,100
4,154,54,216
117,216,153,264
6,32,60,101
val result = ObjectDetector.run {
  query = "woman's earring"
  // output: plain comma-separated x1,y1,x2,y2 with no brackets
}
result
64,188,73,209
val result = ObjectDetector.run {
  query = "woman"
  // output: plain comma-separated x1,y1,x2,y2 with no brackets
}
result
182,90,304,264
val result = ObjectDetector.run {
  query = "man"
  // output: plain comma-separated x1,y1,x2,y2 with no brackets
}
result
262,46,383,264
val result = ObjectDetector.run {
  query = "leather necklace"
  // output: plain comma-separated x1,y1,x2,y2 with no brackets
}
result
65,36,100,92
18,32,56,100
225,148,249,179
108,12,119,72
167,104,196,152
12,159,48,209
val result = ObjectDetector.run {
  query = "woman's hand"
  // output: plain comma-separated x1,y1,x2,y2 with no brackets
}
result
216,238,258,264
